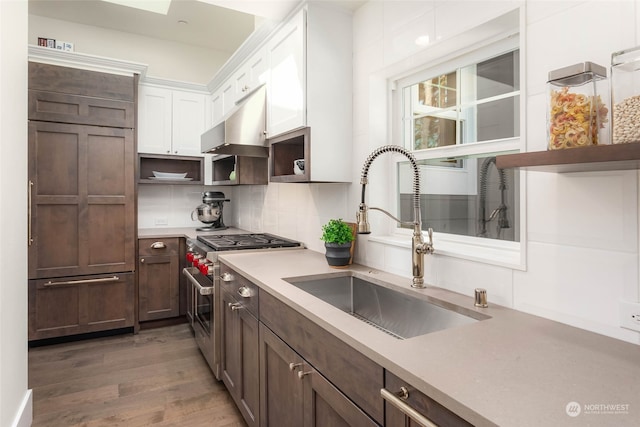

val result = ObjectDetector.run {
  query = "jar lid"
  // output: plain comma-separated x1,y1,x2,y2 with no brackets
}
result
548,61,607,85
612,46,640,67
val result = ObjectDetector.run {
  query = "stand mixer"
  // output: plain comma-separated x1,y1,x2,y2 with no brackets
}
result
191,191,229,231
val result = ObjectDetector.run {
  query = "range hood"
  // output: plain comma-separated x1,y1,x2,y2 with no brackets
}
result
201,85,268,157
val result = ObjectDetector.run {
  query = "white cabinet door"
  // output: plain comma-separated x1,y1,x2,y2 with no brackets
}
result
211,91,224,125
138,84,207,156
234,48,269,103
138,85,172,154
172,91,207,156
248,47,268,90
266,9,305,137
234,67,250,100
221,81,235,117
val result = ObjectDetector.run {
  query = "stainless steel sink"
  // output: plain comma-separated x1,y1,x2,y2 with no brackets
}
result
285,273,485,339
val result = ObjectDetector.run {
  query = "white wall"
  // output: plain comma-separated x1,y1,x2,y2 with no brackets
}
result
1,1,32,426
28,14,232,84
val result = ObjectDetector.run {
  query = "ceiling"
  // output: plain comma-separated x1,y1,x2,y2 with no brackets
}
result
28,0,366,54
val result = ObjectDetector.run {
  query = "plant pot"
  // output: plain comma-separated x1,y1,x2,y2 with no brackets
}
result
324,242,352,268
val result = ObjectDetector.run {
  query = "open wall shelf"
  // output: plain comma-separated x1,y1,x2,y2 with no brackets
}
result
269,127,310,183
495,142,640,172
138,154,204,184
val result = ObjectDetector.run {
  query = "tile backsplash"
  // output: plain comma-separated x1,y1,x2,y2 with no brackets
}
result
138,184,235,229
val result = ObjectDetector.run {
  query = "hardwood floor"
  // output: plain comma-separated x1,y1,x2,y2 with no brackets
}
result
28,324,247,427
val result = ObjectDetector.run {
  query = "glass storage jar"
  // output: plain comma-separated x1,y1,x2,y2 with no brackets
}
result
611,47,640,144
547,62,609,150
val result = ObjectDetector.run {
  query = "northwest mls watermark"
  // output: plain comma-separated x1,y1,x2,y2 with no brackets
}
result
566,401,630,417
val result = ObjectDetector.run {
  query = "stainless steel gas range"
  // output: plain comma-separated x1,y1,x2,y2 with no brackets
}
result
182,232,303,379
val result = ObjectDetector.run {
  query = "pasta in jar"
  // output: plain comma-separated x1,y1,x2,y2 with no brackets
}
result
547,62,610,150
548,87,608,150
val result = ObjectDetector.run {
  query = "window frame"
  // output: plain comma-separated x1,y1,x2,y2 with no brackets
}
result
383,31,526,270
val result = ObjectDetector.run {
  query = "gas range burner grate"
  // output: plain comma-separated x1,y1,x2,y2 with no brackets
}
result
197,233,302,251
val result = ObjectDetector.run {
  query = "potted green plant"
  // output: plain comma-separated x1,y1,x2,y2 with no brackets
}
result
320,218,355,267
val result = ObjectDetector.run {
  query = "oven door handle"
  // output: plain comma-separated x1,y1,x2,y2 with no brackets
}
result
183,267,214,296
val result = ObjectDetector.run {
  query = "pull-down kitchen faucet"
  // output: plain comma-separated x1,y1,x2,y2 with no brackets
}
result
356,145,434,288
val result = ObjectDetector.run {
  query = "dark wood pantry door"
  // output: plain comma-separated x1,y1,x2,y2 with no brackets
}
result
28,121,135,279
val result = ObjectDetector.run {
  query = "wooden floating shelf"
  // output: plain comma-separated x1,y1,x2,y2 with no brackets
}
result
495,142,640,173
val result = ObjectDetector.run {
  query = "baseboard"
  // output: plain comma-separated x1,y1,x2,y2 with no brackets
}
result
11,389,32,427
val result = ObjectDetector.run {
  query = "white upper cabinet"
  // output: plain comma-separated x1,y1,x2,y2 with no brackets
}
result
266,10,305,137
211,47,270,127
172,91,208,156
235,46,268,100
267,4,353,182
206,2,353,182
138,83,208,156
138,85,172,154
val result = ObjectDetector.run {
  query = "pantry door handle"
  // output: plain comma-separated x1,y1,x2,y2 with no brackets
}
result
381,388,438,427
28,180,33,246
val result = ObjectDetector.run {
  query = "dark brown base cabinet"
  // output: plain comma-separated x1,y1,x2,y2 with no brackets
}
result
28,273,134,340
260,324,378,427
220,262,382,427
221,282,260,427
138,238,180,321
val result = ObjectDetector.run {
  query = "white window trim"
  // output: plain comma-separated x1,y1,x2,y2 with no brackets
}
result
378,8,526,270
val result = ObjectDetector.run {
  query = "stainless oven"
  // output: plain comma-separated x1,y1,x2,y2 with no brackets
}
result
183,239,220,378
183,233,302,380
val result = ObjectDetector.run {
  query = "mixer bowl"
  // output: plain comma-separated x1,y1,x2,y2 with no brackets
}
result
191,204,221,224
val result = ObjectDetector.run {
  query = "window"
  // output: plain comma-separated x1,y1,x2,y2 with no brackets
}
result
394,38,521,246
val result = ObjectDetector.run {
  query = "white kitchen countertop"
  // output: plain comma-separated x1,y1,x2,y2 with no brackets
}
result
217,248,640,427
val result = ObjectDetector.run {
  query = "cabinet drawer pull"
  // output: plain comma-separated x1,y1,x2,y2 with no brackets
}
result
228,302,242,311
381,388,439,427
150,241,166,249
297,370,313,379
221,272,234,282
289,362,303,372
237,286,253,298
44,275,120,287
